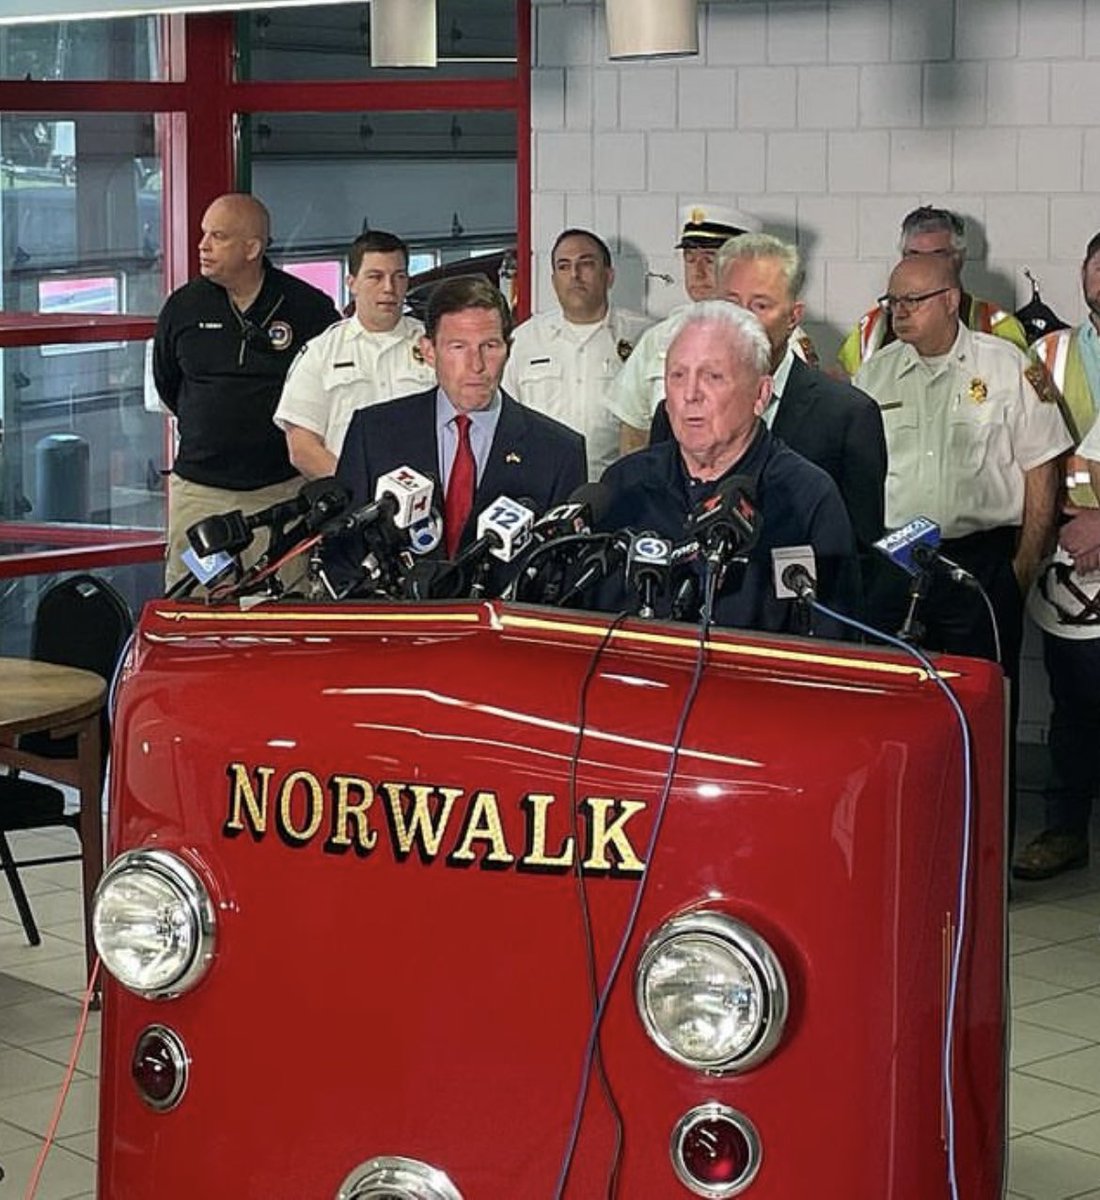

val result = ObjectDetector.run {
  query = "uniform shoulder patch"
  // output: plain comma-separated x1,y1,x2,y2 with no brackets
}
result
268,320,293,352
1025,360,1062,405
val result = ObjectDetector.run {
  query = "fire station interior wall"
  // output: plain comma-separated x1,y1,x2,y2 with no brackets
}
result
530,0,1100,743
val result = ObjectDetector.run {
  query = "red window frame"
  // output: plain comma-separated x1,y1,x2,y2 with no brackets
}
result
0,5,531,578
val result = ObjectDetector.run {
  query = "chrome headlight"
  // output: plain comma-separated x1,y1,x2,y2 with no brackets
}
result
92,849,216,998
636,911,788,1072
337,1156,463,1200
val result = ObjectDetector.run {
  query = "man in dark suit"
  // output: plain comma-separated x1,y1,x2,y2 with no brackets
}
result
650,234,886,586
332,275,587,593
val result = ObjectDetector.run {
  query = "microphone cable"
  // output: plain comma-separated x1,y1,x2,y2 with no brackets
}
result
806,596,983,1200
554,559,719,1200
556,608,630,1200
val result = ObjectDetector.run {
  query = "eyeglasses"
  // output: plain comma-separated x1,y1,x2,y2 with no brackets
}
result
877,287,952,315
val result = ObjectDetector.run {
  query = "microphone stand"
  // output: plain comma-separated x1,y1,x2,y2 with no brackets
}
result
468,557,493,599
898,567,931,645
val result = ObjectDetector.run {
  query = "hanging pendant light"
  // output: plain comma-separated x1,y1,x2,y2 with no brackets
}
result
606,0,698,59
370,0,438,68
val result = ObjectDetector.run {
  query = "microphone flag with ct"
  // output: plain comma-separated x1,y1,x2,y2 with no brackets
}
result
529,482,613,545
685,474,760,566
508,482,613,604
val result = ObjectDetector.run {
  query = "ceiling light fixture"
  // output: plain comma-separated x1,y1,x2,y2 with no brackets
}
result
369,0,437,68
606,0,698,60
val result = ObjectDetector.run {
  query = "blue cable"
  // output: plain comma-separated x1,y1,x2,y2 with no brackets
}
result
811,598,978,1200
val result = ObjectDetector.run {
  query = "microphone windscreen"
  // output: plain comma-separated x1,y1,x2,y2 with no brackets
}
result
568,480,614,524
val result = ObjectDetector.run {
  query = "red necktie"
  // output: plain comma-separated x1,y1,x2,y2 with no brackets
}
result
444,413,476,558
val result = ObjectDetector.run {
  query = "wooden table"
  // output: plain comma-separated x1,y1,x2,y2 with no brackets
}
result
0,657,107,996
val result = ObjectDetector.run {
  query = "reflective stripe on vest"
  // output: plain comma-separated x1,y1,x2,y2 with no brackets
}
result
858,307,887,363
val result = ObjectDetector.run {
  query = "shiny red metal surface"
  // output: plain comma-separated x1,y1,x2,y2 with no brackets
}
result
98,600,1006,1199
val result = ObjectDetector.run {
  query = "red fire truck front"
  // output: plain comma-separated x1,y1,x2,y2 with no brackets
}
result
93,600,1005,1199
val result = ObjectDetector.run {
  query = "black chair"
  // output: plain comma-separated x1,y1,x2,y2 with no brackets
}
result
0,573,133,945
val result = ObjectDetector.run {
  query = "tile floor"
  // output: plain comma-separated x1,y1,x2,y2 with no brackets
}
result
1,790,1099,1198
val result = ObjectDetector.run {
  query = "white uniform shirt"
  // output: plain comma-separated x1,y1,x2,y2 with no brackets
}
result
608,309,815,435
274,314,435,458
503,305,651,480
854,325,1071,538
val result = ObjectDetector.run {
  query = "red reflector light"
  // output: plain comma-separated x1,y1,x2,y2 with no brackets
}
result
131,1025,188,1112
683,1117,749,1182
671,1104,760,1197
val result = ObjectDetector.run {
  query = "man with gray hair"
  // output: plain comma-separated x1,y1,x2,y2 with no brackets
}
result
838,204,1028,376
652,233,886,570
592,301,860,635
608,203,819,458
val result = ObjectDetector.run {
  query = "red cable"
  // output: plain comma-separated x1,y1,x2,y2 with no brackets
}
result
22,958,101,1200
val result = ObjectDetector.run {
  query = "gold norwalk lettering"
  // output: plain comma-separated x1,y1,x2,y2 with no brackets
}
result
379,781,462,863
224,762,275,838
277,770,324,845
222,764,648,877
520,792,575,872
581,797,647,874
448,790,516,868
324,775,377,855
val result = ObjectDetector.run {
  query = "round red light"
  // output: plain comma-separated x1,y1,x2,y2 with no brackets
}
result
131,1026,188,1111
681,1115,751,1186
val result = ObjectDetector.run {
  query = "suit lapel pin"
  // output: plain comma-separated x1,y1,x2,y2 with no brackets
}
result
505,451,522,464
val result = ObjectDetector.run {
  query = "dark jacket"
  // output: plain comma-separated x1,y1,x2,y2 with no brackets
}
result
650,356,886,553
331,387,587,592
593,424,862,639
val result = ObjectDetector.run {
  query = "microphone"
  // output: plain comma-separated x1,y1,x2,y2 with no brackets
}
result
300,479,353,532
413,496,536,599
186,508,251,559
874,517,977,588
772,544,817,635
405,509,444,557
686,475,760,567
529,482,613,545
626,532,672,618
339,466,434,534
186,476,351,559
556,531,633,606
772,544,817,601
165,544,239,599
475,495,537,562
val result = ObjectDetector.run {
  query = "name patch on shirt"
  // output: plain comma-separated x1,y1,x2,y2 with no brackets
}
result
199,321,223,330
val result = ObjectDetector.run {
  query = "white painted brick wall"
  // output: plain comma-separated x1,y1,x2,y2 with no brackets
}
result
796,66,859,130
528,0,1100,742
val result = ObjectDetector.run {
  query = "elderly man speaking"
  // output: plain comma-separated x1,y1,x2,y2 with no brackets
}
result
593,301,861,636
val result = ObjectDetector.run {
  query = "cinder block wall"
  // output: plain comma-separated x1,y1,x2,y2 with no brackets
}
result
530,0,1100,742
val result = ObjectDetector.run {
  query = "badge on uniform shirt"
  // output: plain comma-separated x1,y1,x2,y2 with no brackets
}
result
412,343,426,364
1024,360,1061,405
616,339,634,362
968,376,988,404
268,321,293,351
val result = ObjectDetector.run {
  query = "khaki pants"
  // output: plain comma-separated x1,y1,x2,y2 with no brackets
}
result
165,474,305,592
